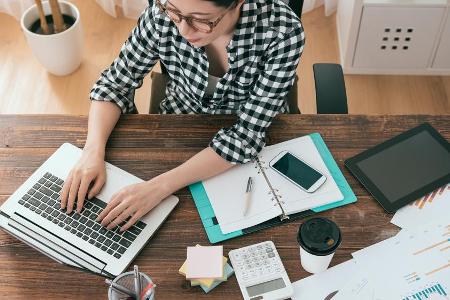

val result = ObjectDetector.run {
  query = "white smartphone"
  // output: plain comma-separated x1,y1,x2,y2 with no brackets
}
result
269,150,327,193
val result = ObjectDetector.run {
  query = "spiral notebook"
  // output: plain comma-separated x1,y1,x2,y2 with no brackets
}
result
201,134,346,234
189,133,356,243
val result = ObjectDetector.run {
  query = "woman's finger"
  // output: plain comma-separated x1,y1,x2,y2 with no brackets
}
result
99,197,128,226
87,173,105,199
120,210,144,232
107,206,136,230
96,191,122,221
60,173,73,209
66,175,81,213
76,175,92,213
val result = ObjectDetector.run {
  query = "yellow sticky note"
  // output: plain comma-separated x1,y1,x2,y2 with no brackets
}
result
179,256,227,287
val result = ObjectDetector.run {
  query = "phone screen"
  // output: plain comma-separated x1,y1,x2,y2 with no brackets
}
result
272,153,323,189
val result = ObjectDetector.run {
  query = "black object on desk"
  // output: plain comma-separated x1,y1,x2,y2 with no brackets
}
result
345,123,450,213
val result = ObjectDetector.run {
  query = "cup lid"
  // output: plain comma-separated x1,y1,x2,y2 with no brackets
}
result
297,217,341,256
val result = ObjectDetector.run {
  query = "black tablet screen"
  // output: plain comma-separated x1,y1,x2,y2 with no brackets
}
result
356,131,450,202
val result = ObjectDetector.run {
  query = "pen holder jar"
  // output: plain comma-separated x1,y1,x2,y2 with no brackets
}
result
108,271,155,300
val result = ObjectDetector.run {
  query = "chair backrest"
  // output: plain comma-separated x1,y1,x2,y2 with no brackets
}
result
313,64,348,114
288,0,304,18
149,71,168,114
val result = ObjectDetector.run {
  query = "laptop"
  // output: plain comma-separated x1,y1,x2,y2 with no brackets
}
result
0,143,179,278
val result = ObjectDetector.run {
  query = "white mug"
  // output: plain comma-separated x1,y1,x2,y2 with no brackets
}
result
20,1,84,76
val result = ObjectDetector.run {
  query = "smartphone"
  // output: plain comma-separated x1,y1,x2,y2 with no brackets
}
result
269,150,326,193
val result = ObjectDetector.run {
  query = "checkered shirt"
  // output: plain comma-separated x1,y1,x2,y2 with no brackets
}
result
90,0,305,164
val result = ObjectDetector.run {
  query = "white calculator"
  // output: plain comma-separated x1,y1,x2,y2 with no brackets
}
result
229,241,293,300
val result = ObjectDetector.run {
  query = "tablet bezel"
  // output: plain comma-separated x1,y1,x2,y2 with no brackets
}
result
345,123,450,213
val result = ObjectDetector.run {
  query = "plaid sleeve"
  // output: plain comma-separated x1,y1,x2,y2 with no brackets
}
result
89,5,160,113
210,25,305,164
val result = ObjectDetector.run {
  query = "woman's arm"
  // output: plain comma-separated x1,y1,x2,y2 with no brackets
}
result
161,147,234,192
60,101,121,213
85,101,121,153
97,147,234,231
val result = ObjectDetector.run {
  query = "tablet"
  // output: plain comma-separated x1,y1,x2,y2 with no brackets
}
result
345,123,450,213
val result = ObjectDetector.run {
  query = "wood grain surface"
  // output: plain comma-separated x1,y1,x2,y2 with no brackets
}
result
0,114,448,299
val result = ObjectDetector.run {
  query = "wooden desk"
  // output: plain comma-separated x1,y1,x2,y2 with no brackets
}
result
0,114,448,299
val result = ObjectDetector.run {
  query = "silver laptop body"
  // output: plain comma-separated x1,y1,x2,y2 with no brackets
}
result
0,143,179,277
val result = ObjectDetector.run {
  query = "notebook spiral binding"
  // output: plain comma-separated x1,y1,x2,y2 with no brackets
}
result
254,157,290,221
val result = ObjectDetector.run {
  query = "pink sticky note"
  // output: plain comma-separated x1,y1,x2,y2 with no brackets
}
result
186,245,223,279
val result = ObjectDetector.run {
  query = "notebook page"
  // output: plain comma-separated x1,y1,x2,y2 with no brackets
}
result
202,160,282,234
260,135,343,214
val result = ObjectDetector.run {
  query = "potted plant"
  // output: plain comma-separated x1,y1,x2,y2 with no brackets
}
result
20,0,84,76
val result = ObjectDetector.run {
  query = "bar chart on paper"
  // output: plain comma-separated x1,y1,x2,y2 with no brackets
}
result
402,283,449,300
410,230,450,277
404,272,421,284
352,218,450,300
404,221,450,278
413,185,450,210
391,184,450,229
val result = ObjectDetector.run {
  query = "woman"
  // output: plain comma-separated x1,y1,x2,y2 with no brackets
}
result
60,0,305,232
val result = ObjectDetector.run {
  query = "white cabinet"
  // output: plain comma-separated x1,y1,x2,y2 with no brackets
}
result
336,0,450,75
433,11,450,69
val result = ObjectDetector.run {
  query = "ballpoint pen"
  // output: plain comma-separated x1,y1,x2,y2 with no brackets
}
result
105,278,136,298
134,265,141,300
243,176,253,216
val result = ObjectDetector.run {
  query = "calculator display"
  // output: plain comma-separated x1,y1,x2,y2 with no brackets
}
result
246,278,286,297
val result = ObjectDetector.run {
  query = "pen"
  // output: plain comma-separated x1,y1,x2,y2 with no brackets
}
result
243,176,253,216
140,282,156,300
134,265,141,300
105,279,136,298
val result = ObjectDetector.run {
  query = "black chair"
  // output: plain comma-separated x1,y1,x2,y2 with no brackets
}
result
149,0,348,114
289,0,304,18
289,0,348,114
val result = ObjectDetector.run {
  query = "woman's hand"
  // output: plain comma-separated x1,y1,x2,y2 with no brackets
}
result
96,177,172,232
60,146,106,214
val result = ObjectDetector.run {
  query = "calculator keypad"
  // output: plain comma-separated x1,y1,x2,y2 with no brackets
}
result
231,241,283,282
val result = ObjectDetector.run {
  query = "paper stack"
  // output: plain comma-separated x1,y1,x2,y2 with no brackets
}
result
292,184,450,300
179,245,234,293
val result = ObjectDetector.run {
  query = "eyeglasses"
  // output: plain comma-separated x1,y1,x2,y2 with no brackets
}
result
156,0,234,33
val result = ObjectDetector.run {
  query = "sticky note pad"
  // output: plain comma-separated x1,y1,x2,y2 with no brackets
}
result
179,245,228,288
199,263,234,293
190,257,228,287
186,245,223,279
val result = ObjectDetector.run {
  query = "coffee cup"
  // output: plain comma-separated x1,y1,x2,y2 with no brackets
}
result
297,217,341,274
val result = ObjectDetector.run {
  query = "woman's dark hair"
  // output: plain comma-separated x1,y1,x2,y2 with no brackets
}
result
205,0,238,8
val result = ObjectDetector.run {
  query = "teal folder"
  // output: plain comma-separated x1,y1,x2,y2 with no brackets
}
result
189,133,357,243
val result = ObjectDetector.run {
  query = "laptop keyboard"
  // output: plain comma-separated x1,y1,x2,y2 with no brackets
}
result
17,172,147,259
